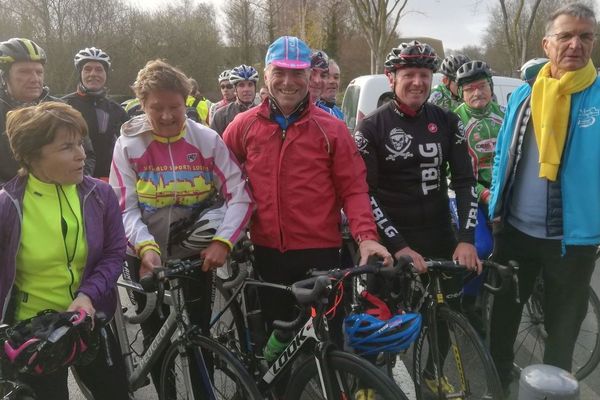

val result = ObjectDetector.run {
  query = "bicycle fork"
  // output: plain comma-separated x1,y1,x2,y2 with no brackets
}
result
428,277,468,399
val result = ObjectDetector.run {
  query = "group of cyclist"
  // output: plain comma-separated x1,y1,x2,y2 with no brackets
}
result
0,2,599,399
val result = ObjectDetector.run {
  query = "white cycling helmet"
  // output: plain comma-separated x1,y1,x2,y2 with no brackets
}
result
175,203,227,250
218,69,231,83
74,47,111,71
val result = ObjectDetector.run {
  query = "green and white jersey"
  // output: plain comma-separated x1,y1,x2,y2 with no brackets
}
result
453,101,505,201
429,84,462,112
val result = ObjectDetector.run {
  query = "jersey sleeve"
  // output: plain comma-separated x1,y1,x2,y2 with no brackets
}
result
209,132,254,249
329,122,378,244
355,119,408,253
447,113,478,244
109,136,160,257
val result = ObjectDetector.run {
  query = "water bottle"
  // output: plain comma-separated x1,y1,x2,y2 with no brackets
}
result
263,329,293,363
246,310,267,354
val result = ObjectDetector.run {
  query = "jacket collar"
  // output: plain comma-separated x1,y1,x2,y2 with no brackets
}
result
2,174,97,201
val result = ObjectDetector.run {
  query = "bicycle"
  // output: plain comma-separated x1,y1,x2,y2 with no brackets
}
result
1,310,103,400
0,338,35,400
211,257,411,399
510,273,600,380
109,257,261,400
403,260,504,400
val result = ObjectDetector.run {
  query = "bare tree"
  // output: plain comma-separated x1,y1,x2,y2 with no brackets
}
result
498,0,542,72
223,0,262,65
347,0,408,73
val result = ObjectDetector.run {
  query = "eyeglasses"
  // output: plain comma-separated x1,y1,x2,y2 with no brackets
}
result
220,84,233,89
547,31,598,44
462,81,490,94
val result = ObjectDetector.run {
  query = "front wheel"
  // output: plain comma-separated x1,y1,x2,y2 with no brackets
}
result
513,280,600,380
413,306,503,400
159,334,261,400
285,349,408,400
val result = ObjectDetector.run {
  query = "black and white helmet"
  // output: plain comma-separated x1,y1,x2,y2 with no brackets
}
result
218,69,231,83
440,54,471,81
456,60,492,88
384,41,439,73
74,47,111,71
175,203,227,250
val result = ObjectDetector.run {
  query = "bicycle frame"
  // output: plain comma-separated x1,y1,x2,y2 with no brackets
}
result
421,271,471,397
114,275,198,393
212,275,355,399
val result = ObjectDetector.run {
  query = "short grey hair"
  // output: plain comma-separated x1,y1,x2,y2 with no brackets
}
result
545,3,597,35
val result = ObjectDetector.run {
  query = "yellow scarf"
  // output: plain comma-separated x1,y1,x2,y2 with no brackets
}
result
530,60,596,181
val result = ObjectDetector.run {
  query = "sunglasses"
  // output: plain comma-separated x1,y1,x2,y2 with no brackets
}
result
220,84,233,89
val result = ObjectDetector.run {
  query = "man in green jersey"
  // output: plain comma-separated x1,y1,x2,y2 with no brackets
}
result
453,60,504,329
429,54,470,111
454,60,504,208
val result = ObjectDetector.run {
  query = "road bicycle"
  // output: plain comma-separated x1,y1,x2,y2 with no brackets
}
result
106,258,261,400
211,256,411,400
398,260,505,400
509,274,600,380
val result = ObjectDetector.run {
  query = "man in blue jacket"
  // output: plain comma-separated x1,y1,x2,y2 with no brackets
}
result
488,3,600,394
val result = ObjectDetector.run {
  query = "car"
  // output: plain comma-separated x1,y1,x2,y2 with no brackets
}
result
341,73,523,132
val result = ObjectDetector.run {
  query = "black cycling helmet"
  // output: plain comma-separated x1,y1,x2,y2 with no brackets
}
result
0,38,46,73
456,60,493,88
384,40,439,74
440,54,471,80
2,310,98,375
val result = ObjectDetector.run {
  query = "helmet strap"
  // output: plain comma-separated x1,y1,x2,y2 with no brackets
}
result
77,82,106,98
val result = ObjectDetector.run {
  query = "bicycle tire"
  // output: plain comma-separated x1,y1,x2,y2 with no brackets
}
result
159,333,261,400
413,306,503,400
514,283,600,380
284,349,409,400
0,380,36,400
212,278,251,357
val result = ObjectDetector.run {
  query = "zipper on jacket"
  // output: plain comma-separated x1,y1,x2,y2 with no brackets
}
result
281,128,287,141
67,263,76,300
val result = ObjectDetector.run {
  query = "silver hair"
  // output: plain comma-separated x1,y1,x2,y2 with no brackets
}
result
545,3,597,35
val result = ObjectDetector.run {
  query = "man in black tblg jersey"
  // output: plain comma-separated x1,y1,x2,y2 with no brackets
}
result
354,39,481,396
355,40,479,272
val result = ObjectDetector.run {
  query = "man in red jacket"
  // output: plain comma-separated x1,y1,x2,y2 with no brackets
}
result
223,35,391,340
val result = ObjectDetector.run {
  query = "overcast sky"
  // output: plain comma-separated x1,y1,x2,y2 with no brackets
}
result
125,0,600,50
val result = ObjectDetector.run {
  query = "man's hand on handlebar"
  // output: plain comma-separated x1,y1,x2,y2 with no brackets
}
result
395,246,427,273
201,240,230,272
358,239,393,267
453,242,482,274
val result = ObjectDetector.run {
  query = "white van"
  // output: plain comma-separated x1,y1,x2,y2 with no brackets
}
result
341,73,523,132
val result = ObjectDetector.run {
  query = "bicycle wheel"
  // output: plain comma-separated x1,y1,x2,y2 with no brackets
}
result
159,334,261,400
413,306,503,400
514,282,600,380
211,278,251,358
285,349,408,400
0,379,36,400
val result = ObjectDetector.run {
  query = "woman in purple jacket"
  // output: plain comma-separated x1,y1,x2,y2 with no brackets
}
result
0,101,128,399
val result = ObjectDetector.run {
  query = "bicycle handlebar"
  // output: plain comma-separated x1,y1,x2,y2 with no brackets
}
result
139,258,204,292
221,262,250,291
482,259,520,304
271,257,413,331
